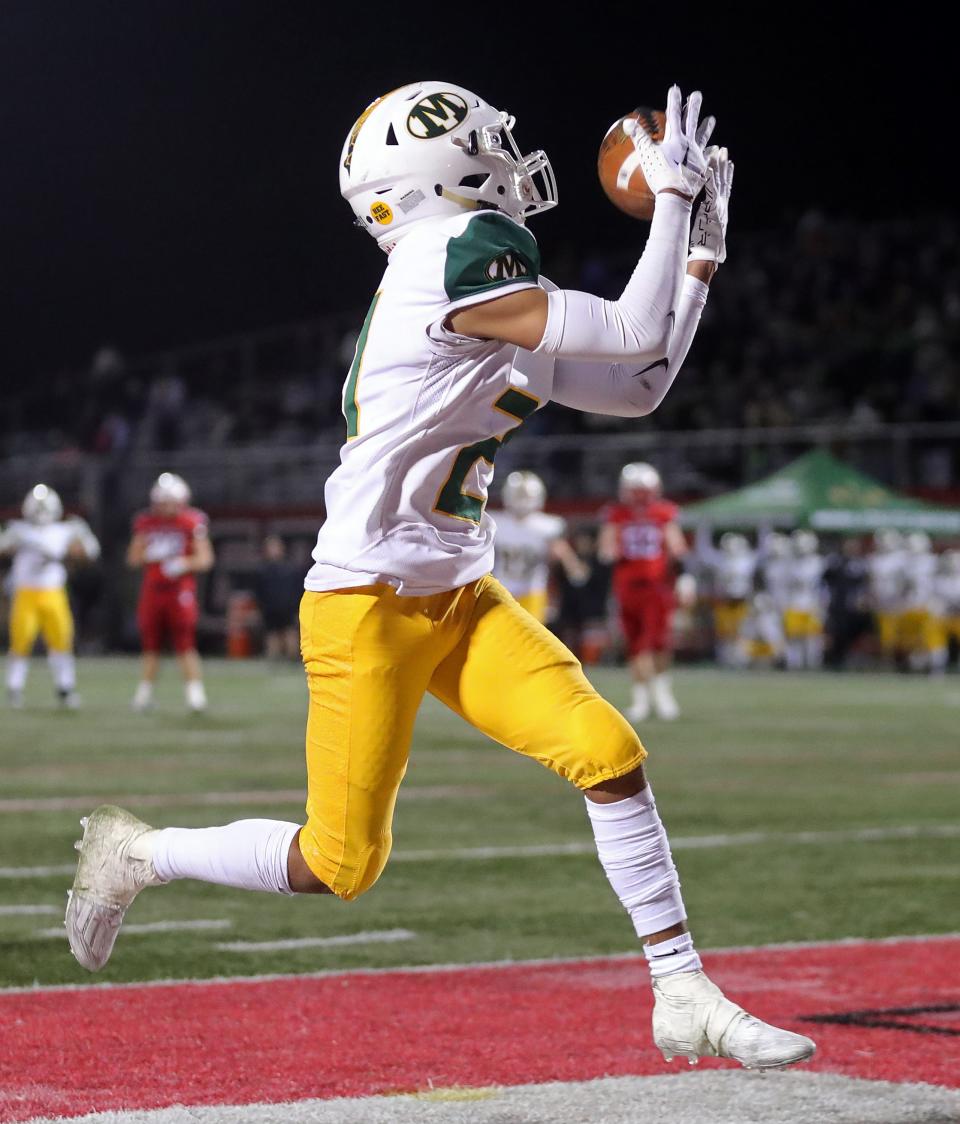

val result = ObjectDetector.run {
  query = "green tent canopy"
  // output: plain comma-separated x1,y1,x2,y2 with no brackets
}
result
679,449,960,534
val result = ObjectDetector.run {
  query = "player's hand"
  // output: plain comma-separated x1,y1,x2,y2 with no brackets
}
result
689,146,733,265
623,85,713,201
676,573,697,607
160,556,190,579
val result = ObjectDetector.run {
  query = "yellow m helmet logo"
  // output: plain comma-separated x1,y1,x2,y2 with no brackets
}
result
407,92,469,139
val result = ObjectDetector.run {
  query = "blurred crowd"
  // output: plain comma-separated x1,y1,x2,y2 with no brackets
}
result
3,210,958,460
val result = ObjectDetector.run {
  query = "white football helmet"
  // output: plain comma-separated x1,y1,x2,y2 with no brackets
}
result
719,532,750,556
150,473,191,507
873,529,903,554
940,549,960,575
22,484,63,525
791,529,819,556
340,81,557,248
764,531,791,558
619,462,662,504
906,531,932,555
502,470,546,517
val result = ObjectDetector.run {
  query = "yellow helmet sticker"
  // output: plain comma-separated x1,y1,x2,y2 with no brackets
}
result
371,202,394,225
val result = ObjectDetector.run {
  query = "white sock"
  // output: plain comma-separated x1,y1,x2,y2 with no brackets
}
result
631,683,649,708
152,819,300,894
6,656,29,692
585,785,688,941
47,651,76,692
133,681,153,706
644,931,702,978
186,680,207,710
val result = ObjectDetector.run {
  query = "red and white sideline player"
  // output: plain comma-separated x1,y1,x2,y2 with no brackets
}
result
599,462,693,722
126,473,214,713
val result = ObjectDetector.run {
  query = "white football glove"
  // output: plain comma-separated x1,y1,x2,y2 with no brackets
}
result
689,146,734,264
623,85,714,200
160,556,189,579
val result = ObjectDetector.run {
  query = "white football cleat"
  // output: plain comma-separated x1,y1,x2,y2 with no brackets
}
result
626,686,650,723
185,680,207,713
131,682,153,712
652,969,815,1069
650,676,680,721
65,805,163,971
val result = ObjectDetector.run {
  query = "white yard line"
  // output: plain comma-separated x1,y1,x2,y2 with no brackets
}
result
35,919,232,939
2,932,957,997
217,928,415,953
3,822,958,882
0,785,484,813
0,904,59,916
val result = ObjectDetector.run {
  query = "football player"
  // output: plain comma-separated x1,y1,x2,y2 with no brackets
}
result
703,532,757,668
126,473,214,712
599,462,692,720
67,82,812,1069
930,549,960,672
492,470,586,623
783,530,826,669
1,485,100,708
898,532,938,672
866,529,905,663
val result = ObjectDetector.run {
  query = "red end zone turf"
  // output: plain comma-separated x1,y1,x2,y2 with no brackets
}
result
1,937,958,1122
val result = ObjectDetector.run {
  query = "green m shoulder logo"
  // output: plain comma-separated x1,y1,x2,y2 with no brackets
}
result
407,92,469,139
485,252,529,282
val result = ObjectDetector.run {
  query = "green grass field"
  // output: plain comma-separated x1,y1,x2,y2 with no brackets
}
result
2,658,958,988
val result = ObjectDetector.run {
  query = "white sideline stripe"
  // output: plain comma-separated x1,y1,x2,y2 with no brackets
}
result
0,785,481,813
2,931,957,997
15,1071,960,1124
217,928,415,953
35,919,232,939
2,821,958,882
0,904,58,916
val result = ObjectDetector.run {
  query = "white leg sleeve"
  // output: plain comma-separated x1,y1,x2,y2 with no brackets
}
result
536,194,692,364
6,656,29,692
152,819,300,895
47,651,76,691
585,785,687,940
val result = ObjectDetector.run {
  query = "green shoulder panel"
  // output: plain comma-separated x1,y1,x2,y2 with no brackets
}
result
443,213,541,303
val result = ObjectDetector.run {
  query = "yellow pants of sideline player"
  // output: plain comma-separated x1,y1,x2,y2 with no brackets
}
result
298,575,644,901
8,587,74,656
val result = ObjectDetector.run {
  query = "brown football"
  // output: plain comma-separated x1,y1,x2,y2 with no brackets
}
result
597,107,666,221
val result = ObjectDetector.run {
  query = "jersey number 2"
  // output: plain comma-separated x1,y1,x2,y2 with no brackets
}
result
434,388,538,523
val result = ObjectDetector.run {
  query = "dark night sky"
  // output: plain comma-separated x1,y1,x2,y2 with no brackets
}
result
0,3,949,382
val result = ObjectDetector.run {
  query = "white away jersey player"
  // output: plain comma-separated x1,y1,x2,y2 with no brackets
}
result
308,210,552,595
2,520,88,591
492,510,566,599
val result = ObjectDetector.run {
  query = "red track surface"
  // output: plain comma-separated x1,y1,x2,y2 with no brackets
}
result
2,938,958,1122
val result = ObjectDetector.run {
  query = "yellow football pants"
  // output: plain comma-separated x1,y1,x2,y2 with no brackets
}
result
783,609,823,640
515,589,549,624
713,601,749,641
298,575,645,901
875,611,900,654
8,588,74,656
897,609,932,652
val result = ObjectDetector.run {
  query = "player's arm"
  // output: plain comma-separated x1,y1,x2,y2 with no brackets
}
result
0,525,18,556
550,536,590,585
597,523,621,565
451,86,716,361
162,525,215,577
66,518,101,563
127,533,147,568
665,522,697,606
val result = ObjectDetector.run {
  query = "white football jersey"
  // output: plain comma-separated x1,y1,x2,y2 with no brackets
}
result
307,210,551,596
902,553,936,610
714,553,756,600
785,555,826,614
761,557,792,611
4,521,80,591
491,510,566,598
866,550,904,612
934,571,960,615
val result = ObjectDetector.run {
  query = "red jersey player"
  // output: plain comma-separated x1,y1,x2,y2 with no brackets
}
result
599,462,693,722
126,473,214,712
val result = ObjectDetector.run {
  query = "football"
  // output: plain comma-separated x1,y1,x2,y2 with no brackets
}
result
597,107,666,221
